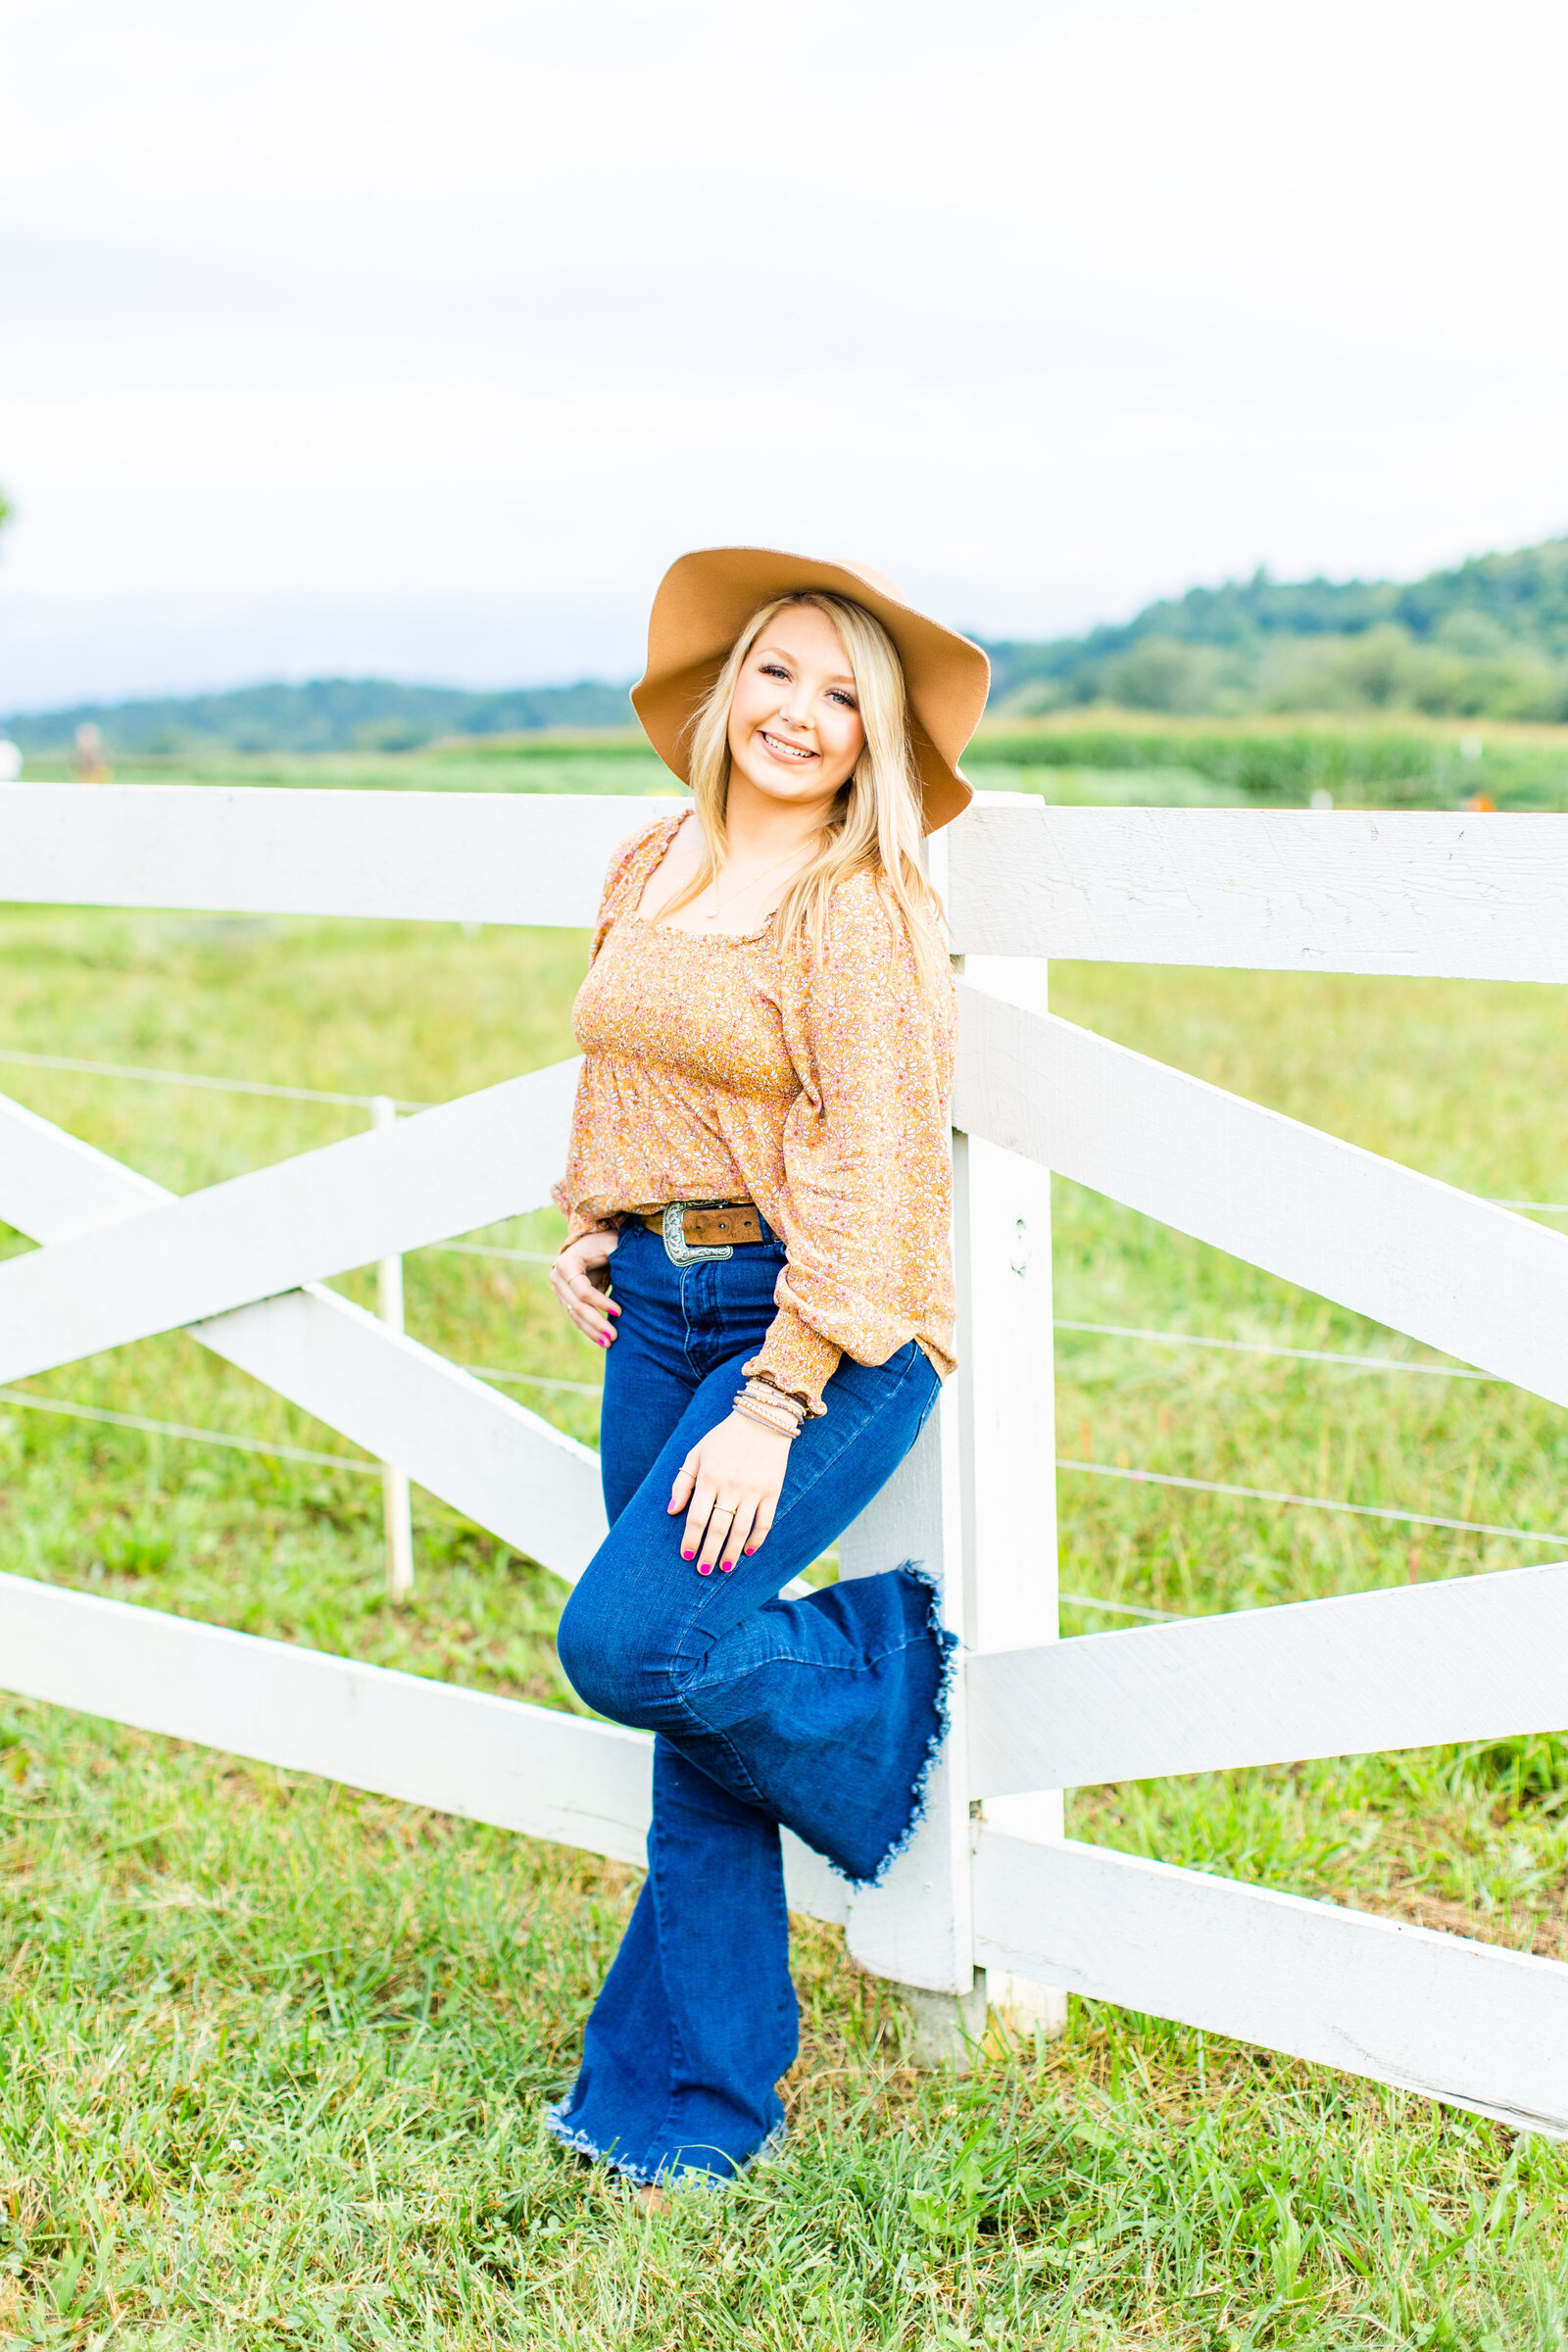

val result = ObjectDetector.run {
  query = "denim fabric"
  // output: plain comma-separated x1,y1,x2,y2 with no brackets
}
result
547,1215,948,2187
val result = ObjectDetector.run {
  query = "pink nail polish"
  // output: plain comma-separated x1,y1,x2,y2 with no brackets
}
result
744,1544,756,1554
698,1562,712,1576
681,1548,694,1559
720,1560,735,1573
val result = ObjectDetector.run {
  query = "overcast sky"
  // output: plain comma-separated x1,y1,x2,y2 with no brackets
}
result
3,0,1567,707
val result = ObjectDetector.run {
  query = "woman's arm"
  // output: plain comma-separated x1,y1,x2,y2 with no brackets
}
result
747,877,955,1409
667,884,952,1572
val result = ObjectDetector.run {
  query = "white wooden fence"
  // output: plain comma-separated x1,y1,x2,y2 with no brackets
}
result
4,784,1568,2134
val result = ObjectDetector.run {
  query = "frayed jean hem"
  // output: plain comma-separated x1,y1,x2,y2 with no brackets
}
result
543,2099,787,2192
830,1558,958,1893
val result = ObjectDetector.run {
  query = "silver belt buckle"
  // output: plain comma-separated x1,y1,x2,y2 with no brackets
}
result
662,1200,734,1266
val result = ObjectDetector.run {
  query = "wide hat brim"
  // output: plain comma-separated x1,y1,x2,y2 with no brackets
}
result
630,546,990,833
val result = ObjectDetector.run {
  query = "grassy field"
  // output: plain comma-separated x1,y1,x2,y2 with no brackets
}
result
3,879,1568,2344
34,736,670,801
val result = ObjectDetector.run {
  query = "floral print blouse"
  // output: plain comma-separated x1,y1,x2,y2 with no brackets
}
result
555,815,956,1413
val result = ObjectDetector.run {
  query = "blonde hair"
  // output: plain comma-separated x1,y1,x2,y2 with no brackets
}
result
663,592,947,990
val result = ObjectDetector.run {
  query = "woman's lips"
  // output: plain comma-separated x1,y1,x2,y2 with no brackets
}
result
758,729,817,762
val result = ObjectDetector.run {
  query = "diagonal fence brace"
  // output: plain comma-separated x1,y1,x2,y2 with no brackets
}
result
0,1057,582,1385
0,1089,607,1584
954,984,1568,1413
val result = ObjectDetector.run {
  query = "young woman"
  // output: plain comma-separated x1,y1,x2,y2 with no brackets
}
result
546,546,989,2195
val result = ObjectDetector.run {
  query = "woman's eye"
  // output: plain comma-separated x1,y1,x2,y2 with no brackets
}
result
828,690,858,709
759,663,789,680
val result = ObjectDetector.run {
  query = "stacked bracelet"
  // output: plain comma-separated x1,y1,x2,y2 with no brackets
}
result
732,1376,808,1441
733,1397,804,1440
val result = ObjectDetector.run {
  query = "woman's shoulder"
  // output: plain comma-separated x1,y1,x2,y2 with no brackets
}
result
776,866,952,1043
822,863,942,969
599,810,687,913
585,810,686,955
821,862,893,932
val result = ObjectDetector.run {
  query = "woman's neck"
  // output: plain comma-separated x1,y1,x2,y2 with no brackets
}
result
720,774,837,865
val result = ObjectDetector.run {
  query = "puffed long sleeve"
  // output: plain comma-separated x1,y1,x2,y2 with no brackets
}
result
745,875,956,1413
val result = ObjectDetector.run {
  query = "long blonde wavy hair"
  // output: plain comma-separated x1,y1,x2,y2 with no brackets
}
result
659,592,947,990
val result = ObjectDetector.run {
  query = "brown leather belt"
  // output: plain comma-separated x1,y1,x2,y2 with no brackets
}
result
641,1201,764,1250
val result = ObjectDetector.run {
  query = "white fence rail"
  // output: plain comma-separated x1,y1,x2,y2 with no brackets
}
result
3,784,1567,2134
948,802,1568,979
954,983,1568,1409
970,1559,1568,1793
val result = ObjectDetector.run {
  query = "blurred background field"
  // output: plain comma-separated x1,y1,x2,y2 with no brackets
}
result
17,534,1568,817
4,841,1568,2342
21,710,1568,812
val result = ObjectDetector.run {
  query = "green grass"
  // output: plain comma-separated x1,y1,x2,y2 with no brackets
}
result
64,736,673,799
3,900,1568,2343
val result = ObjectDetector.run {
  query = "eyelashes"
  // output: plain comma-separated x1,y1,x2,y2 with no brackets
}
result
757,662,858,711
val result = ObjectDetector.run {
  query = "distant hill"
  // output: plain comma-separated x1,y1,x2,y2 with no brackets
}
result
9,536,1568,750
1,674,633,758
985,536,1568,720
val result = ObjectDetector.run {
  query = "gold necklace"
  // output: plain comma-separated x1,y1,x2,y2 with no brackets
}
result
702,843,813,925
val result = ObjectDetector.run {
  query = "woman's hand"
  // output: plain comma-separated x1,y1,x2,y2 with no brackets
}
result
551,1228,621,1348
669,1412,791,1573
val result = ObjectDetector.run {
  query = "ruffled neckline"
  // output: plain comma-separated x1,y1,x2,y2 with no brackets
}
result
621,814,781,946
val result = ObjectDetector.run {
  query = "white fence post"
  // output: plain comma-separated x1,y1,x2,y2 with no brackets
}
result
370,1095,416,1601
959,954,1067,2038
835,825,990,2058
838,1382,977,2045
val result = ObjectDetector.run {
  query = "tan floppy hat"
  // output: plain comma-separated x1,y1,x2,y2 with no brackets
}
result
630,546,991,833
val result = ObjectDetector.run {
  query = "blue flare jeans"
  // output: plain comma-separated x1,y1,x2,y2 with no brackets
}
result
547,1214,949,2188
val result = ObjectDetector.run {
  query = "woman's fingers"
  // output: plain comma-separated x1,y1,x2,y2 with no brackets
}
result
744,1489,778,1556
671,1420,791,1572
719,1498,759,1569
693,1497,735,1575
559,1292,610,1345
564,1266,614,1324
668,1450,699,1513
552,1254,619,1347
682,1472,722,1564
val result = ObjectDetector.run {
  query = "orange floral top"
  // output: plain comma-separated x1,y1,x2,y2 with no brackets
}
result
555,815,956,1413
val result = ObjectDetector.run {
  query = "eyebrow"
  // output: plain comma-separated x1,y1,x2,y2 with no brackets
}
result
754,642,858,686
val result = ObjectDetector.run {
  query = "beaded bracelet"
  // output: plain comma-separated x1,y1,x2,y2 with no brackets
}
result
733,1394,803,1434
733,1398,800,1441
747,1374,808,1423
732,1376,808,1440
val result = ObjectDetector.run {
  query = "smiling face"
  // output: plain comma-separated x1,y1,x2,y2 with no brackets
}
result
725,600,866,816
